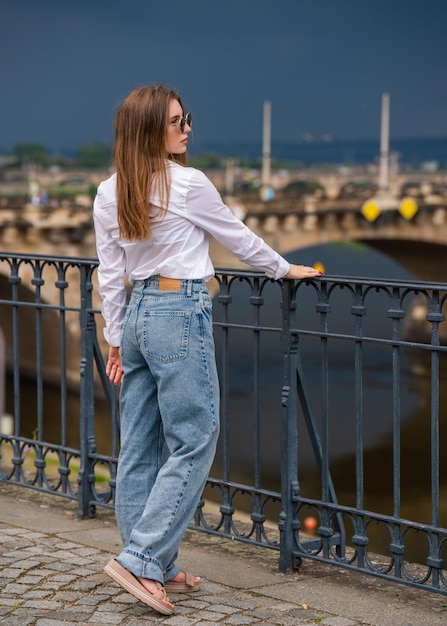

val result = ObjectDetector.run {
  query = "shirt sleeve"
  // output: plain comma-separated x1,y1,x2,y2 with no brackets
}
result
93,192,127,346
185,170,290,279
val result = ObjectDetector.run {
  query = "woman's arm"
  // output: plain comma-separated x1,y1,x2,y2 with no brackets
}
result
185,170,323,280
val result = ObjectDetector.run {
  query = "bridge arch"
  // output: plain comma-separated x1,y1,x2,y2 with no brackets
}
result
244,205,447,283
355,239,447,283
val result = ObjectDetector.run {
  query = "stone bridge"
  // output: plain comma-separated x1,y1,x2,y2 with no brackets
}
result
0,195,445,317
1,198,447,292
239,203,447,283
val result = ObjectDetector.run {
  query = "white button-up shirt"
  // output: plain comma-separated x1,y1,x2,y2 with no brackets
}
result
93,161,290,345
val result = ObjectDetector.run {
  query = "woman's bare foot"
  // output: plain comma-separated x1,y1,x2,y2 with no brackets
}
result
137,577,174,611
169,571,201,585
164,570,201,592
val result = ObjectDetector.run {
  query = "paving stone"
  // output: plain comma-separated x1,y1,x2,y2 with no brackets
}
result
35,621,79,626
0,597,23,607
70,579,104,592
191,608,229,621
71,593,109,606
208,602,240,615
167,617,202,626
178,599,211,610
17,574,48,584
0,617,35,625
21,600,64,611
68,567,98,577
87,610,129,624
48,573,78,583
40,561,74,572
21,591,54,600
0,568,26,577
2,528,29,536
20,532,48,540
69,547,101,557
6,608,49,620
320,617,358,626
7,559,42,570
223,615,259,625
281,617,322,626
2,582,30,594
47,610,91,622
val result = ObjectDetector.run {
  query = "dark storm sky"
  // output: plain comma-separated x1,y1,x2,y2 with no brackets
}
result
1,0,446,151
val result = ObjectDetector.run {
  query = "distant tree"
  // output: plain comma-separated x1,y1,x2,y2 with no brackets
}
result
188,152,223,170
50,153,74,167
76,143,112,168
12,142,48,166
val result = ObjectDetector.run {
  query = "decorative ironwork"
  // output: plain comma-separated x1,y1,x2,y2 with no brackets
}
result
0,252,446,595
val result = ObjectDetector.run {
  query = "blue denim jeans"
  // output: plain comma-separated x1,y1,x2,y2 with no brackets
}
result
114,277,220,585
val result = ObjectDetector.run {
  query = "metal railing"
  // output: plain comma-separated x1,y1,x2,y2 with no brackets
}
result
0,252,446,595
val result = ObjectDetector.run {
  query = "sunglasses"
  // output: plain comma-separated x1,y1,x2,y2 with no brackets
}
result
172,112,192,133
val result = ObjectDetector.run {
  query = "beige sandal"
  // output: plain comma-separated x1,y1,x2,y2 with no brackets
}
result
104,559,174,615
164,570,201,593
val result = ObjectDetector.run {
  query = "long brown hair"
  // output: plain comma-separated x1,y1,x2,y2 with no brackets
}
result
113,85,187,240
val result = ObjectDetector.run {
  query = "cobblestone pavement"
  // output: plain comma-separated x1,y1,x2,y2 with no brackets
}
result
0,522,359,626
1,485,446,625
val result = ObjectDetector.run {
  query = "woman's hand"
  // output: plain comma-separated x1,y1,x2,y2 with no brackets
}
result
285,264,323,280
106,345,124,385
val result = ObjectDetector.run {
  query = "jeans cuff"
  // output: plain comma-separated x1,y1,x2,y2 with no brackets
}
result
164,562,181,582
117,549,164,585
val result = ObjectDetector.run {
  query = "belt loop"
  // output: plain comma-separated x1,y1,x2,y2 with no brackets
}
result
187,280,193,297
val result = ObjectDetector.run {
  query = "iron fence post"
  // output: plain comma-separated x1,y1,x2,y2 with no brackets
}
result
77,263,97,519
279,278,299,572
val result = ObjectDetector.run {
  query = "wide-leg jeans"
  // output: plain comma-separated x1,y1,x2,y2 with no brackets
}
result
114,277,220,585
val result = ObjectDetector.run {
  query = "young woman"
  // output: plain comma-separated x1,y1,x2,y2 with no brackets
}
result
94,85,322,615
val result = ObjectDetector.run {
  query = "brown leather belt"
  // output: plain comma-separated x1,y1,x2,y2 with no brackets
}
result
158,277,182,291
